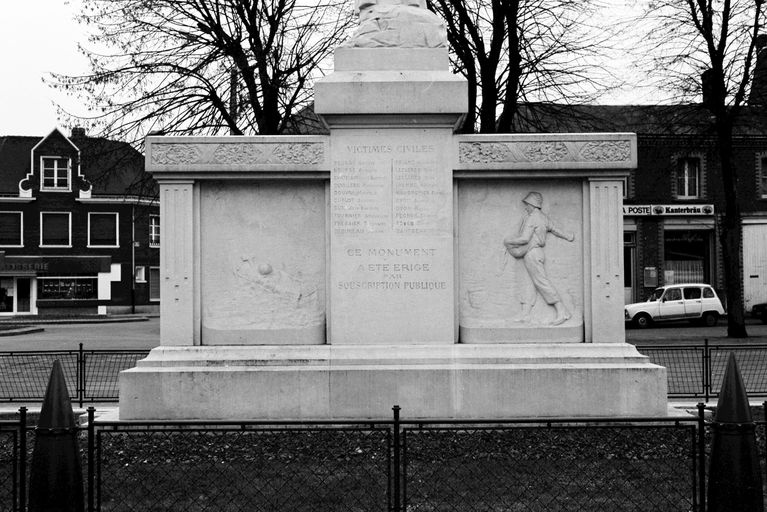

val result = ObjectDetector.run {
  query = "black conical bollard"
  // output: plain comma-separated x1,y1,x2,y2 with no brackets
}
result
28,360,84,512
707,352,764,512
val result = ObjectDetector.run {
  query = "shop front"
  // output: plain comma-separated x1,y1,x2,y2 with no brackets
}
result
0,254,117,316
623,204,717,303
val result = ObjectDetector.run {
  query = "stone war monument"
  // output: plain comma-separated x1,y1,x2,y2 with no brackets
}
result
119,0,667,420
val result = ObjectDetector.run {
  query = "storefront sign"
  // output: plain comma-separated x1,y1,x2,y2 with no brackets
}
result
623,204,715,216
0,257,49,273
0,256,110,274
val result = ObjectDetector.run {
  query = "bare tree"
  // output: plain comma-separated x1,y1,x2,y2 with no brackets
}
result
426,0,616,133
638,0,766,337
49,0,353,142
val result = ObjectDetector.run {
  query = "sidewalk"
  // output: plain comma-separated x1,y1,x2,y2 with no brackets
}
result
626,317,767,345
0,314,155,325
0,314,156,337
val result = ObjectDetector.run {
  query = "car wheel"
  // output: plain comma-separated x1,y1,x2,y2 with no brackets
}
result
633,313,652,329
702,312,718,327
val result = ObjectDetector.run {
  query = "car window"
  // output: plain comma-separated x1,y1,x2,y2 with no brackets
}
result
684,287,702,300
664,288,682,301
703,287,715,298
648,289,664,301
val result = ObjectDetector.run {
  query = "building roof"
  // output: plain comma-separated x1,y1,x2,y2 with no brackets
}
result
0,130,154,197
512,103,767,138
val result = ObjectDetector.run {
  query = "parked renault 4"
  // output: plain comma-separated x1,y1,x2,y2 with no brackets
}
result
625,284,726,328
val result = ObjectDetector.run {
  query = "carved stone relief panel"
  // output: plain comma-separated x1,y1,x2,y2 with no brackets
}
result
199,181,326,344
149,140,326,168
458,180,583,343
457,139,632,167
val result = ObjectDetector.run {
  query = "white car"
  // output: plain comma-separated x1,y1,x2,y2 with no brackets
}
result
624,284,726,328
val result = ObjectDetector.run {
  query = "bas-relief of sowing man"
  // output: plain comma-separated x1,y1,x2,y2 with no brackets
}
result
504,192,575,326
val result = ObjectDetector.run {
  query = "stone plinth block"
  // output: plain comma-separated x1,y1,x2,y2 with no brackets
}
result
315,49,466,117
119,344,667,420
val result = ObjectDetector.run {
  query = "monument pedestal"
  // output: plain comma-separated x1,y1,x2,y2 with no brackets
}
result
120,13,667,420
120,344,666,420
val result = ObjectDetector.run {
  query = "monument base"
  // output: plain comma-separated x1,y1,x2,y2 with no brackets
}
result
119,344,667,420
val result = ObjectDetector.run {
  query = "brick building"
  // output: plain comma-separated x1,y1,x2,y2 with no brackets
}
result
0,128,159,316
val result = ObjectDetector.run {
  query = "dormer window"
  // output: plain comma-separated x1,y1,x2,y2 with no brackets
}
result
41,157,71,191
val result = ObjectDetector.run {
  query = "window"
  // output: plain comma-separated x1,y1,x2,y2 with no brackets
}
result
38,277,97,300
676,157,700,199
149,215,160,247
135,266,146,283
760,156,767,199
0,212,22,247
703,287,715,298
41,157,71,191
149,267,160,301
88,212,119,247
665,288,682,301
683,287,701,300
40,212,71,247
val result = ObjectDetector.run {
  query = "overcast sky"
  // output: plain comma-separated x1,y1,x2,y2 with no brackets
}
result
0,0,651,138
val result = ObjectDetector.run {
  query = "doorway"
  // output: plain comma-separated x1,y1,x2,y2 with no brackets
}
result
16,278,31,313
0,277,34,315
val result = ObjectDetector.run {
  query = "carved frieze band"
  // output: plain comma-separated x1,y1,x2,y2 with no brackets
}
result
151,141,326,167
458,139,632,165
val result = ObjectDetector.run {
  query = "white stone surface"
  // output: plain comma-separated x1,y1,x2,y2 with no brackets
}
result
200,181,326,344
455,134,637,171
458,180,583,342
159,181,196,346
126,32,667,420
315,47,466,117
119,344,667,420
330,128,454,344
343,1,447,49
334,47,448,71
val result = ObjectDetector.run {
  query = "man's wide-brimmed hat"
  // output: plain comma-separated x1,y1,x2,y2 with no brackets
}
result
523,192,543,209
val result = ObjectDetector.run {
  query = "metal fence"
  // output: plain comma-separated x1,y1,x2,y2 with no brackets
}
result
0,345,149,407
637,340,767,400
0,342,764,405
1,405,721,511
0,420,19,512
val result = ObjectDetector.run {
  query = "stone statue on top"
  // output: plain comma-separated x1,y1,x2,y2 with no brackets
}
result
344,0,447,48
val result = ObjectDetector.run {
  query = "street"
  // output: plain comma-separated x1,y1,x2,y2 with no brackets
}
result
0,318,160,351
1,316,766,350
626,318,767,345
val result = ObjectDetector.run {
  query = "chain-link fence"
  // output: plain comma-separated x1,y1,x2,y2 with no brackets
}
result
84,411,706,512
637,341,767,399
6,404,767,510
4,343,766,406
0,345,149,406
402,421,699,511
0,421,18,512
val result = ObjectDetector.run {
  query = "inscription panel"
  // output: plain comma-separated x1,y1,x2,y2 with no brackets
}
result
330,129,454,344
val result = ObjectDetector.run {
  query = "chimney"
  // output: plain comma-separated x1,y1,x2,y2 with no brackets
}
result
748,34,767,105
70,126,86,138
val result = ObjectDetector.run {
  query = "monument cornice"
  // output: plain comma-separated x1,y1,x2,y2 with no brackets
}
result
146,135,330,176
454,133,637,171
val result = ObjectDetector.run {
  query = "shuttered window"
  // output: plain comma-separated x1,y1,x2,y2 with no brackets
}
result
0,212,22,246
40,212,71,246
88,213,119,247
